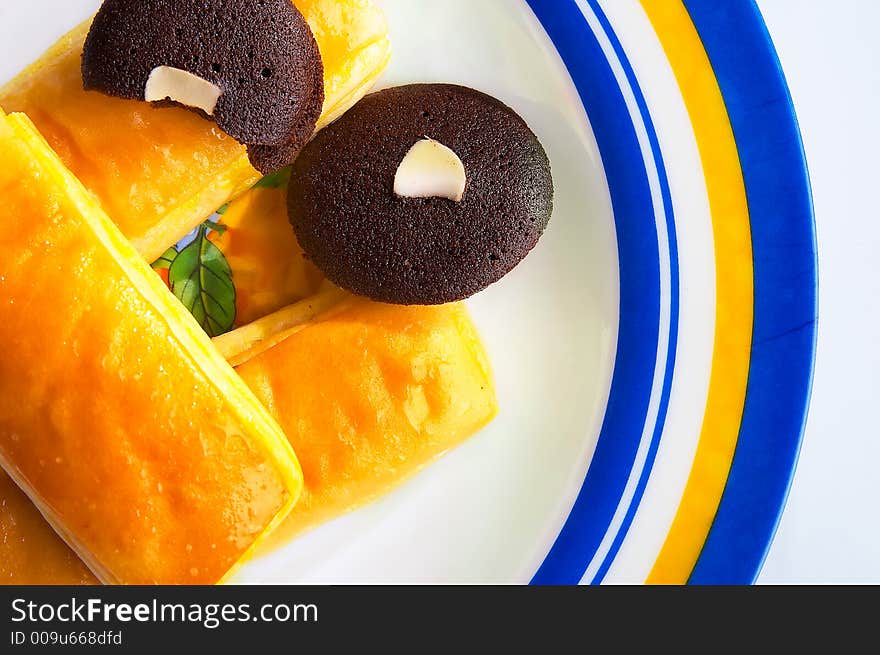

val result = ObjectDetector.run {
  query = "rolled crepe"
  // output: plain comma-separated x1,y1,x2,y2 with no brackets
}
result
0,109,302,584
234,299,498,546
0,295,496,584
0,0,392,262
0,474,95,585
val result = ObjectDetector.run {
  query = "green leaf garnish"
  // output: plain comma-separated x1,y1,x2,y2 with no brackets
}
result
253,166,291,189
202,219,227,236
151,246,178,271
168,226,236,337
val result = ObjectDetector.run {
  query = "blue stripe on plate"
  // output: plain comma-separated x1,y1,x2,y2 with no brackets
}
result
526,0,664,585
684,0,818,584
584,0,680,585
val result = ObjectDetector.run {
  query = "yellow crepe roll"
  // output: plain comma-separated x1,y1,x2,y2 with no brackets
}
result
1,295,496,584
232,298,498,547
0,0,392,262
0,474,95,585
0,110,302,585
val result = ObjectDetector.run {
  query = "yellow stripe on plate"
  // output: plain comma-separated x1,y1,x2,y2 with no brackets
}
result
640,0,754,584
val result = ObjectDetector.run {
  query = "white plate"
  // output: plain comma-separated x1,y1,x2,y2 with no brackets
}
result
0,0,817,584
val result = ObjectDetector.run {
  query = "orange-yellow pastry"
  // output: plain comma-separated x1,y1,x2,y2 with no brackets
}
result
0,295,496,584
300,0,393,130
233,298,498,545
0,109,302,584
0,474,95,585
0,0,391,262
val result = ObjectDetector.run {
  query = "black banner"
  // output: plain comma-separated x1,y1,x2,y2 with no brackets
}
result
0,586,874,649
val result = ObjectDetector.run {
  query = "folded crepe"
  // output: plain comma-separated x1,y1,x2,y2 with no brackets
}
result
0,293,496,584
0,0,392,263
0,474,96,585
0,109,302,584
232,298,498,548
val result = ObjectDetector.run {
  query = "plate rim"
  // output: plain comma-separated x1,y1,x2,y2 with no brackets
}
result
525,0,817,584
684,0,818,584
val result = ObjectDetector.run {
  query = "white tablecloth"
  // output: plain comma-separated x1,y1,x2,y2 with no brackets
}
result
756,0,880,583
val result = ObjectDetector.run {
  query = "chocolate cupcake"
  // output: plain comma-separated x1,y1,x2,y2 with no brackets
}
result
82,0,324,173
287,83,554,305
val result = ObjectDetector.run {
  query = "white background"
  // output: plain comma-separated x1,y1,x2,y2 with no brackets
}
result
756,0,880,583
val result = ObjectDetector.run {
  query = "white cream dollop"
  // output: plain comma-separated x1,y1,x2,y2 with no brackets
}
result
393,138,466,202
